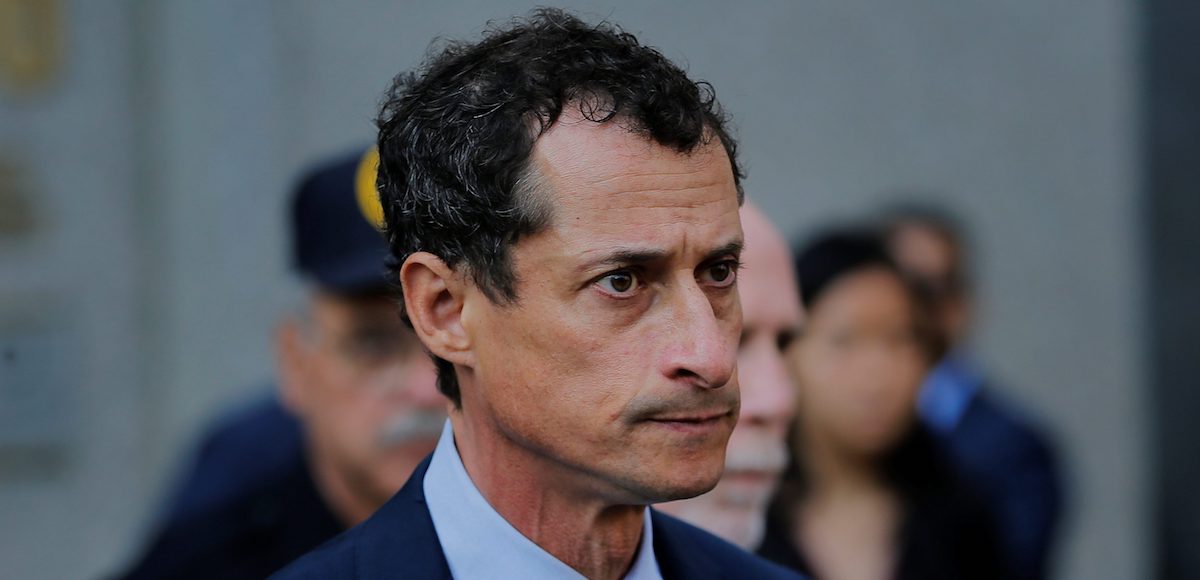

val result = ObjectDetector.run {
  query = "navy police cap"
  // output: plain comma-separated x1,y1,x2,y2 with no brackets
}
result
290,147,390,293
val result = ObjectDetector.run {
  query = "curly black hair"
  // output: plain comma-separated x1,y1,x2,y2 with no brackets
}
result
376,7,744,405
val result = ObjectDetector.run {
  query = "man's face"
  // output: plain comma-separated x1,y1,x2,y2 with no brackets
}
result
657,206,802,548
460,116,744,504
280,292,443,515
888,222,968,346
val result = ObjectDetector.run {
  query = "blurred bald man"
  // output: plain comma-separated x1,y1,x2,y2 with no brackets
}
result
657,203,803,549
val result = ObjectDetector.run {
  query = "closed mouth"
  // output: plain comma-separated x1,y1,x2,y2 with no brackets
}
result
645,408,734,427
652,408,724,422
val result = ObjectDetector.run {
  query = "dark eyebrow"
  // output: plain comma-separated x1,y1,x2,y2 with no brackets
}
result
701,240,744,264
579,248,671,272
578,239,743,273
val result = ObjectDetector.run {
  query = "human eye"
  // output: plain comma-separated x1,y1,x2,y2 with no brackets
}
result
699,259,740,288
341,328,406,365
776,329,798,352
594,269,641,298
828,330,855,350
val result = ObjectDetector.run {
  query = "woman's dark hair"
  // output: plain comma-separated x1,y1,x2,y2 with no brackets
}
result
794,229,896,310
374,8,743,405
792,228,946,360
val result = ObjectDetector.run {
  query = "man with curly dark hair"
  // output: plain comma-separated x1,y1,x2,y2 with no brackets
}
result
274,8,800,580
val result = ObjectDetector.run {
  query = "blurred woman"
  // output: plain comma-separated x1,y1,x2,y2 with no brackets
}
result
758,230,1003,580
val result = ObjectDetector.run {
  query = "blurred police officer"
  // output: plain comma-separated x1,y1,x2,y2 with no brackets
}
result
118,147,443,580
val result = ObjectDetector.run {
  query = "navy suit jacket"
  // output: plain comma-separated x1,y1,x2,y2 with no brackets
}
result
272,456,802,580
159,391,304,524
117,393,339,580
935,391,1064,580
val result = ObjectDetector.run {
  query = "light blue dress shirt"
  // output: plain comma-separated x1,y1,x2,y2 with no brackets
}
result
423,421,663,580
917,351,984,433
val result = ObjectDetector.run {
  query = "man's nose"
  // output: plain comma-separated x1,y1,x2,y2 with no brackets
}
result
377,356,444,409
660,282,738,389
738,342,796,424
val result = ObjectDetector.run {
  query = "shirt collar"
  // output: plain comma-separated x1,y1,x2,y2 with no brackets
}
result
917,350,984,433
423,420,662,580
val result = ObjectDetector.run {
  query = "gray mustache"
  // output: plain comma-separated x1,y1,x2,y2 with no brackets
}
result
724,441,788,473
377,411,446,448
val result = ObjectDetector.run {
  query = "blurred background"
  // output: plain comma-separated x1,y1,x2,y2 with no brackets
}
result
0,0,1195,578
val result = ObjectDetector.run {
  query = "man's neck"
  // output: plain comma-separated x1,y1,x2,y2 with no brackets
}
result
449,411,646,580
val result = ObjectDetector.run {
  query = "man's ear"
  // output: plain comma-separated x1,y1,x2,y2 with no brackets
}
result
275,318,309,415
400,252,473,367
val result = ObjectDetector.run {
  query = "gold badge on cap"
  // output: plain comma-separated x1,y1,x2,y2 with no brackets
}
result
355,147,386,230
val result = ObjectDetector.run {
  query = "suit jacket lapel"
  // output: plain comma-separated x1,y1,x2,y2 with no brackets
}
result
651,509,722,580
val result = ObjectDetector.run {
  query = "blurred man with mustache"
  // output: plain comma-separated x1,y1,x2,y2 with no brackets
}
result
119,147,444,579
657,204,803,550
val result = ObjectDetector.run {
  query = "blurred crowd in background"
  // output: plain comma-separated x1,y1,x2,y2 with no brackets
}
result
112,144,1066,579
2,1,1197,579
